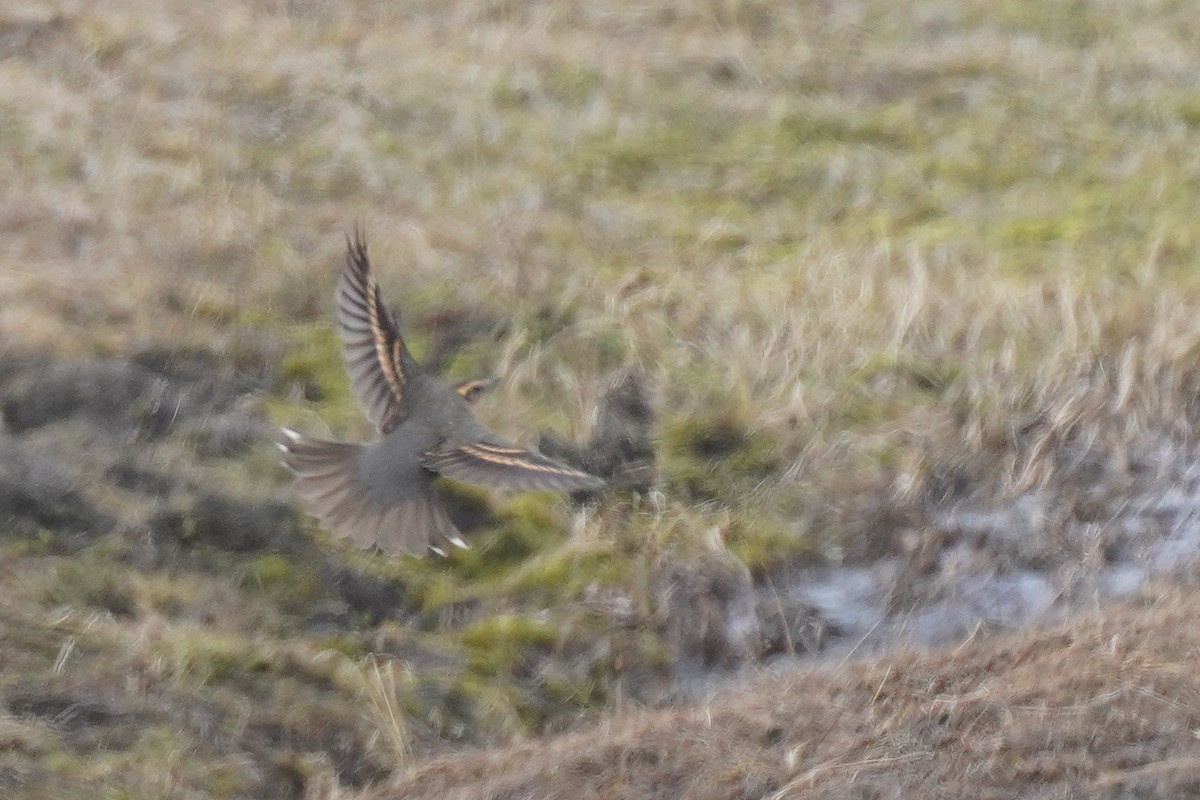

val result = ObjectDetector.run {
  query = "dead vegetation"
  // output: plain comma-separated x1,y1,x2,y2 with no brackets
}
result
374,579,1200,800
4,0,1200,797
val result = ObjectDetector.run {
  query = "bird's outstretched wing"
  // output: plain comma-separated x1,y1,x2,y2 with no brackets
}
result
423,434,605,492
337,227,420,434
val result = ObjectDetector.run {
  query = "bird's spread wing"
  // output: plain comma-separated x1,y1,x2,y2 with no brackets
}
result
337,228,419,434
423,434,605,492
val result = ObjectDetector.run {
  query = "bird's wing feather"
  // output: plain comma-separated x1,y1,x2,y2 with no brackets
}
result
337,227,419,433
281,428,466,556
422,434,605,492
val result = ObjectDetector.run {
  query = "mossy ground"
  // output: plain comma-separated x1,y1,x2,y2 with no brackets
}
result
4,0,1200,797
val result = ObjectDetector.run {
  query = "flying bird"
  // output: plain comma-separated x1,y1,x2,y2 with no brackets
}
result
280,229,605,556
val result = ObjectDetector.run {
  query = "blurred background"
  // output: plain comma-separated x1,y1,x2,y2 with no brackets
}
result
5,1,1200,797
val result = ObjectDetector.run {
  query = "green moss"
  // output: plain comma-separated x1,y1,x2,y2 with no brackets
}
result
1,531,60,557
490,78,531,112
461,613,558,675
723,514,816,571
255,231,295,268
404,568,462,616
137,575,197,619
569,107,737,193
450,674,534,737
662,413,783,504
33,722,257,798
522,302,579,345
0,102,29,152
315,633,369,660
984,0,1113,46
40,561,137,618
446,493,570,580
451,612,626,734
242,553,321,612
433,340,485,383
269,323,365,431
538,661,609,710
542,64,604,107
156,631,276,688
75,17,131,61
591,325,636,372
997,211,1090,247
278,325,340,392
1172,95,1200,128
500,542,613,602
775,105,917,148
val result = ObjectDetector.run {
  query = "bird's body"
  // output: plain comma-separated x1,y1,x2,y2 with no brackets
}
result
281,230,604,555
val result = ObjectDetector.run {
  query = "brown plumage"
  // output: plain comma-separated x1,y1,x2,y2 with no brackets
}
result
280,229,604,556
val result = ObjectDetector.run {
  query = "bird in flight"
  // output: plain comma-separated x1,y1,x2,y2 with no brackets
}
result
280,229,605,556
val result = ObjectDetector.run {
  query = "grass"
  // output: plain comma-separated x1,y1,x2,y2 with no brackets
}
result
5,0,1200,796
378,579,1200,800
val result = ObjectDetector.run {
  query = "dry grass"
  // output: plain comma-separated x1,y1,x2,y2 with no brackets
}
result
6,0,1200,552
372,579,1200,800
5,0,1200,796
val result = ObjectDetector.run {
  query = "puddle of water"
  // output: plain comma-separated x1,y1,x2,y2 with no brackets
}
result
781,449,1200,660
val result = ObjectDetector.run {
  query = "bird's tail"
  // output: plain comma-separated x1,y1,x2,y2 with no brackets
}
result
279,428,465,556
